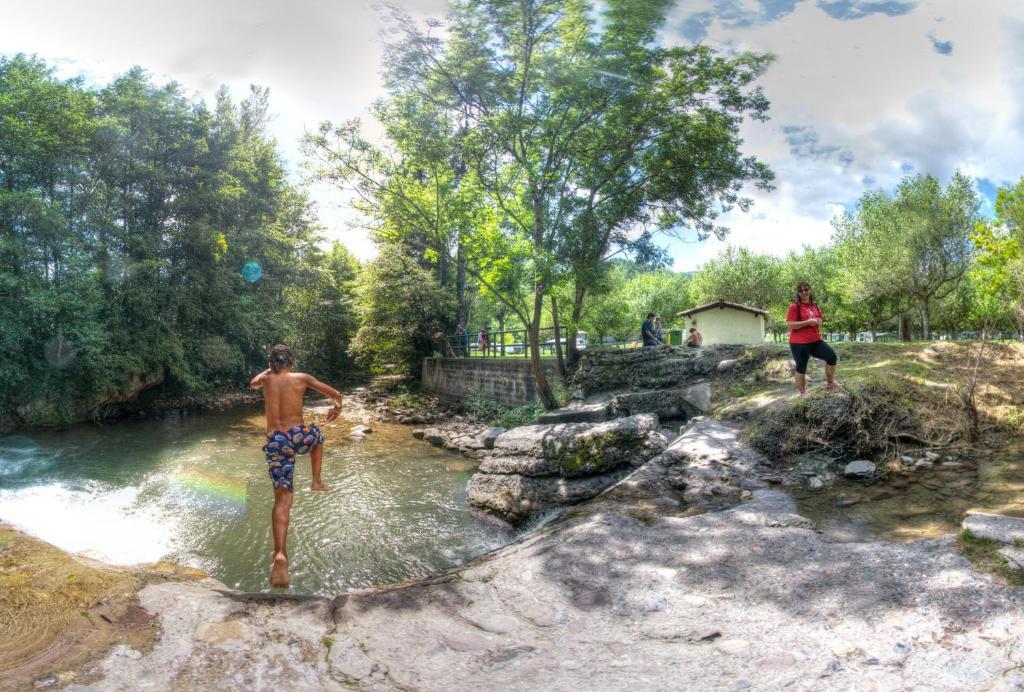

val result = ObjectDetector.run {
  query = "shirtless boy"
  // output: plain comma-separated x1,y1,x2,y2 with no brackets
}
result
250,344,342,588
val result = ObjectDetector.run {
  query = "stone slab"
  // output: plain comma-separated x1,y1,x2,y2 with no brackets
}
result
963,511,1024,545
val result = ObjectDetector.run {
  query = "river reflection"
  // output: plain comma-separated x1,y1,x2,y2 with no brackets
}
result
791,447,1024,542
0,406,510,595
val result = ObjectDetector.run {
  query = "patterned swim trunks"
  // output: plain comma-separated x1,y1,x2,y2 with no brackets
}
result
262,423,324,491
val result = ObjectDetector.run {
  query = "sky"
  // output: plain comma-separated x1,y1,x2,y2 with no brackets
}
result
1,0,1021,271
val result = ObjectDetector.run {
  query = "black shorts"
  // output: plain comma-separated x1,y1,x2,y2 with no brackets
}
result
789,340,837,374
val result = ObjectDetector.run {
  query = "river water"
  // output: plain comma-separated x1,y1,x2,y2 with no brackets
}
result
791,448,1024,542
0,406,510,595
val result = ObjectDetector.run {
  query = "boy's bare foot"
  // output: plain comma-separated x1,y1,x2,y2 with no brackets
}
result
311,482,330,491
270,552,290,588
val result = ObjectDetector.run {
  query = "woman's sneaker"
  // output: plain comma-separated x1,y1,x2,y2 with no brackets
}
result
826,381,844,390
798,391,811,398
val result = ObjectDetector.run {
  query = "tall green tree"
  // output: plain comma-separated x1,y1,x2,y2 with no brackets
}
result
308,0,774,405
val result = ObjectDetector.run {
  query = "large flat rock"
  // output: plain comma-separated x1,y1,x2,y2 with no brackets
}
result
608,383,710,419
480,414,666,478
962,511,1024,544
536,402,609,424
466,470,630,524
81,476,1024,691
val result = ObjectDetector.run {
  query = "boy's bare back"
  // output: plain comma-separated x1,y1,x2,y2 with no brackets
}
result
251,369,342,434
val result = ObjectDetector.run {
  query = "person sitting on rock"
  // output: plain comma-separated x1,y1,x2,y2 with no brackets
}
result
642,313,661,349
685,327,703,348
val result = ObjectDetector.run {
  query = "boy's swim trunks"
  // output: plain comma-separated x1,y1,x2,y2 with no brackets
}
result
263,423,324,491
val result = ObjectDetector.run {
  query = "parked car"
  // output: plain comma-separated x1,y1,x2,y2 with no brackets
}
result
541,332,588,350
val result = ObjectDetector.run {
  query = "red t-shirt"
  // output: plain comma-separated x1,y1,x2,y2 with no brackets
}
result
786,302,822,344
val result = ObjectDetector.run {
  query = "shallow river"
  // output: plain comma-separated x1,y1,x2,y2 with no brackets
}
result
0,406,510,595
791,448,1024,542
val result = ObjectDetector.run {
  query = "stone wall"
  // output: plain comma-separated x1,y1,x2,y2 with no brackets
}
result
421,357,560,406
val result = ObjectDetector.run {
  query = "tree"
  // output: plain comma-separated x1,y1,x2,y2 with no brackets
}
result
308,0,774,405
970,177,1024,335
833,174,980,340
894,173,980,339
689,246,785,311
348,245,454,376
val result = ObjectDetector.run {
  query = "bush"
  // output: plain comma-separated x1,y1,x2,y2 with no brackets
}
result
461,396,543,428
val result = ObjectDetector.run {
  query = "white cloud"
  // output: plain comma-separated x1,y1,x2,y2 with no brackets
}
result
3,0,1022,268
0,0,448,261
662,0,1024,271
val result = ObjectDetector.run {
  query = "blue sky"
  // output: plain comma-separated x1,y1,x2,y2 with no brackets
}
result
2,0,1022,271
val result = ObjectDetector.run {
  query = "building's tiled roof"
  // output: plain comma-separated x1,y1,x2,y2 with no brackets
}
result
677,300,770,318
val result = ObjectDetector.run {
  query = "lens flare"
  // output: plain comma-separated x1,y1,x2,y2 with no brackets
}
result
242,261,263,283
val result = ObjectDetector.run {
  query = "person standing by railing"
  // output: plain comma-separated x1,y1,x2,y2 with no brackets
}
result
478,325,491,357
455,322,469,357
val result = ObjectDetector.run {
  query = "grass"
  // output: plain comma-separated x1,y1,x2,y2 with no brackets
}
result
712,341,1024,461
461,395,544,428
958,529,1024,586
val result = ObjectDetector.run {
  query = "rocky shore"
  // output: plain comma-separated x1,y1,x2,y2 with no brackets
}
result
8,345,1024,690
29,416,1024,691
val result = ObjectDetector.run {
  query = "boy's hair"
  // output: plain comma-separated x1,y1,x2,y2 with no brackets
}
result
689,327,696,333
269,344,296,373
646,312,655,319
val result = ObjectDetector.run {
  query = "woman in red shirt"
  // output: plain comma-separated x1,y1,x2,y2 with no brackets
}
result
786,281,840,398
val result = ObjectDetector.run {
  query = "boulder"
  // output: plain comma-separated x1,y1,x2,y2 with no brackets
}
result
962,511,1024,545
999,546,1024,571
843,460,876,479
572,345,746,395
467,470,630,524
681,382,712,414
480,414,665,478
609,385,709,420
542,414,664,477
481,427,506,450
412,429,425,440
488,424,550,457
716,358,739,373
423,428,444,447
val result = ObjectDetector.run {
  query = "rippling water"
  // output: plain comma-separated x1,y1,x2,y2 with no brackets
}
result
0,406,510,595
791,447,1024,542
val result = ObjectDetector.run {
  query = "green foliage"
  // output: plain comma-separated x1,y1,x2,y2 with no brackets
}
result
690,246,786,311
306,0,775,404
958,529,1024,586
461,395,543,429
348,246,453,376
0,55,358,426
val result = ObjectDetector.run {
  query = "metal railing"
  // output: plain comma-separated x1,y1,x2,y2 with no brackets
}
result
444,327,688,359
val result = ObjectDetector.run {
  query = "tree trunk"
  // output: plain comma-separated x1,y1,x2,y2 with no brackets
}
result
529,284,558,409
566,283,586,371
919,300,930,341
456,230,469,325
551,294,567,379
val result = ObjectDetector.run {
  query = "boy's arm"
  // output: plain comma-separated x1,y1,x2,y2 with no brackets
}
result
250,369,270,389
304,374,343,421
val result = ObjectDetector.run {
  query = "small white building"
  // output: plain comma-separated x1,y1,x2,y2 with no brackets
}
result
677,300,769,345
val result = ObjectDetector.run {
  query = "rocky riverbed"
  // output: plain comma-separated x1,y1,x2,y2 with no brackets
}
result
27,417,1024,691
8,346,1024,690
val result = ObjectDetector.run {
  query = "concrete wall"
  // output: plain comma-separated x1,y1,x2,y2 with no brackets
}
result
422,357,560,406
684,308,766,345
